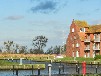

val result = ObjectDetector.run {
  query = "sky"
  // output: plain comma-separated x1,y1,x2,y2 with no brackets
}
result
0,0,101,51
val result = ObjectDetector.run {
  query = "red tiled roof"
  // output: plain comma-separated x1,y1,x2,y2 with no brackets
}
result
74,20,89,28
74,20,101,33
88,25,101,33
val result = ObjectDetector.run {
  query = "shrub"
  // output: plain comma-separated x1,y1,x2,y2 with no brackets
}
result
94,55,101,60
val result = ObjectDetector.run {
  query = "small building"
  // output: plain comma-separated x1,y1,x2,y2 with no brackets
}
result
66,19,101,58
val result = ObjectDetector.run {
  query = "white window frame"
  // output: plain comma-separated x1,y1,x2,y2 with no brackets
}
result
80,28,85,32
76,43,79,47
72,28,74,32
76,51,79,57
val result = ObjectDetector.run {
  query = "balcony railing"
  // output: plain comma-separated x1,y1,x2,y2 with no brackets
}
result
93,47,100,50
85,47,90,50
84,39,90,42
94,38,100,42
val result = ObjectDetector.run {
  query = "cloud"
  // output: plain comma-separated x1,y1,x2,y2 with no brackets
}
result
94,8,100,12
5,15,24,20
30,0,67,14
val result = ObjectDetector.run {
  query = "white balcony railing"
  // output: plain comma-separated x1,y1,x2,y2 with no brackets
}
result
94,38,100,42
85,47,90,50
93,47,100,50
84,39,90,42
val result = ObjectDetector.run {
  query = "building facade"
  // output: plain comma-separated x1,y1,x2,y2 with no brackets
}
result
66,20,101,58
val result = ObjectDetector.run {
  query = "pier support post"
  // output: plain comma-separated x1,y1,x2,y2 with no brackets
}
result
78,67,80,74
59,66,61,74
38,68,40,75
16,69,18,76
62,65,64,72
32,65,33,74
96,65,97,73
76,64,78,72
13,65,14,75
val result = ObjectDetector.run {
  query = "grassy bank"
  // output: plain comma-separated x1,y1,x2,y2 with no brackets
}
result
1,54,101,64
54,57,97,64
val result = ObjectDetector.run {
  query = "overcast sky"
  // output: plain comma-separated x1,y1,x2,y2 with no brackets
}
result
0,0,101,50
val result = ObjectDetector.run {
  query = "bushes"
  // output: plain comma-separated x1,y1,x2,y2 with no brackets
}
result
94,55,101,60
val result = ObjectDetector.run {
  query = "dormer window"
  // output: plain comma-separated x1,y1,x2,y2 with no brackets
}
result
80,28,85,32
72,28,74,32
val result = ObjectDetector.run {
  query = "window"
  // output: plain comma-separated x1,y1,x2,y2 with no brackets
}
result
76,43,79,47
80,28,85,32
76,51,79,57
94,34,100,39
74,36,76,39
72,28,74,32
94,34,96,39
72,51,74,57
72,44,74,47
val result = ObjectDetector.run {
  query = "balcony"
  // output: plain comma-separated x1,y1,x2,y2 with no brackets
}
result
84,39,90,43
94,38,100,42
93,47,100,50
85,47,90,50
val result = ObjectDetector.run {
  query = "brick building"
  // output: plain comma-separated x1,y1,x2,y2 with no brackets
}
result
66,20,101,58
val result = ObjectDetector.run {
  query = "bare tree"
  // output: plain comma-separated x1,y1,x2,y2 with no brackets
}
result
4,41,14,53
32,35,48,53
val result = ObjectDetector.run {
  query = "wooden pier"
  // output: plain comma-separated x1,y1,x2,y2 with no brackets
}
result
0,64,45,70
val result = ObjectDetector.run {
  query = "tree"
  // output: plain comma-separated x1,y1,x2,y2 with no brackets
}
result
46,45,66,54
4,41,14,53
19,46,27,54
32,35,48,54
53,45,60,54
15,44,19,53
45,46,53,54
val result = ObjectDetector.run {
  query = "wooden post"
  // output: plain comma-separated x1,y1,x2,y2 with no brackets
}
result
16,69,18,76
78,67,80,74
59,66,61,74
13,65,14,75
62,65,64,72
96,65,97,73
32,65,33,74
76,64,78,72
38,68,40,75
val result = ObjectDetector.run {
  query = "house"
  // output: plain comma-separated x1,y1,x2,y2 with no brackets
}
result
66,19,101,58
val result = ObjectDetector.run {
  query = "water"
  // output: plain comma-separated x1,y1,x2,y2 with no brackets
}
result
0,60,101,76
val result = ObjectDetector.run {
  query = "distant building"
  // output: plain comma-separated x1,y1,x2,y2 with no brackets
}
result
66,19,101,58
